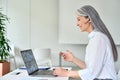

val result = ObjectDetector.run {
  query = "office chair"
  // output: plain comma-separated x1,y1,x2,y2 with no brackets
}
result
33,48,52,68
8,44,17,70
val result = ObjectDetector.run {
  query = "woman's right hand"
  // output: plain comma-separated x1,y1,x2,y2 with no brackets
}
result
60,50,75,62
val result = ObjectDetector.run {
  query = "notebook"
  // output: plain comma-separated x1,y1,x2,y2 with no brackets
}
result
20,49,54,77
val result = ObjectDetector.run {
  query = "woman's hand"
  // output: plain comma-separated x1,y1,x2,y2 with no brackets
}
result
53,68,80,78
60,50,75,62
53,68,68,77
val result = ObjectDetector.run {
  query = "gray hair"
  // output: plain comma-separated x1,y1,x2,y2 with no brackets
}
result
77,5,118,61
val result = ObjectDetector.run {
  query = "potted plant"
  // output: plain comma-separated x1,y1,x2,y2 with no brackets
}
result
0,9,11,76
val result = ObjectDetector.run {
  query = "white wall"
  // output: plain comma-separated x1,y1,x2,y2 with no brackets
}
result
1,0,120,71
59,0,120,44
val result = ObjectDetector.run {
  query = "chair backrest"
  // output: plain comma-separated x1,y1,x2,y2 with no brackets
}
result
8,44,17,70
33,48,52,67
9,44,15,57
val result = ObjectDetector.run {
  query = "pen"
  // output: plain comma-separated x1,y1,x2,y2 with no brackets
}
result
16,72,21,75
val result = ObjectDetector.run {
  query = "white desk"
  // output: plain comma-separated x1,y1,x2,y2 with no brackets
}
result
0,67,71,80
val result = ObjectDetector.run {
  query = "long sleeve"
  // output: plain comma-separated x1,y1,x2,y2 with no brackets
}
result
78,31,117,80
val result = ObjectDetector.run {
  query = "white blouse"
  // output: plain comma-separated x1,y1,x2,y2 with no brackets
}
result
78,31,117,80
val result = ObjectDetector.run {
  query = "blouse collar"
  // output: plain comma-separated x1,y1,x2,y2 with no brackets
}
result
88,30,97,40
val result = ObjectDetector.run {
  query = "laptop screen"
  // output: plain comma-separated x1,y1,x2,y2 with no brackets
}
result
21,49,39,74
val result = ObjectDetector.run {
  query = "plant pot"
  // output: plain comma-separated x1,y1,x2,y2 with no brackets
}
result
0,61,10,76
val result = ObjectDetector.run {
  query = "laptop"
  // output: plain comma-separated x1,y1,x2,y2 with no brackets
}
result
20,49,54,77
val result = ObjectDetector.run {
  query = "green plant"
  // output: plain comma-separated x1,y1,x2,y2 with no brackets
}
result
0,10,11,62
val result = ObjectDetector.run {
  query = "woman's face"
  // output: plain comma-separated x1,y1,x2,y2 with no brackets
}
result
77,16,93,33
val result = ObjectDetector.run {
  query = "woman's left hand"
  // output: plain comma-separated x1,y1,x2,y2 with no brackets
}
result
53,68,68,77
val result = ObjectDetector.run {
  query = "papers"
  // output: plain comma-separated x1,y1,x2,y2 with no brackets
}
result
16,77,68,80
16,77,48,80
1,67,71,80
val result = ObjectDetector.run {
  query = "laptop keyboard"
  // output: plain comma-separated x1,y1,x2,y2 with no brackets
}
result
33,70,53,75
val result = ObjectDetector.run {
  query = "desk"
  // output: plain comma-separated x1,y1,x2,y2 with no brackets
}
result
0,67,71,80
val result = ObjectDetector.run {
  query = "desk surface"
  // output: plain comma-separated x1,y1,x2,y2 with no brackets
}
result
0,67,71,80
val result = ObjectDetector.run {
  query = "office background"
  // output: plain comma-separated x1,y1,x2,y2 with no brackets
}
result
0,0,120,71
59,0,120,44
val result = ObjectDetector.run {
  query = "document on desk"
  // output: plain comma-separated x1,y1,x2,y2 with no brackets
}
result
16,77,49,80
1,75,68,80
16,77,68,80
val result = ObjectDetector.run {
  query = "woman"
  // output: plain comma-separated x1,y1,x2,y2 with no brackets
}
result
53,5,118,80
